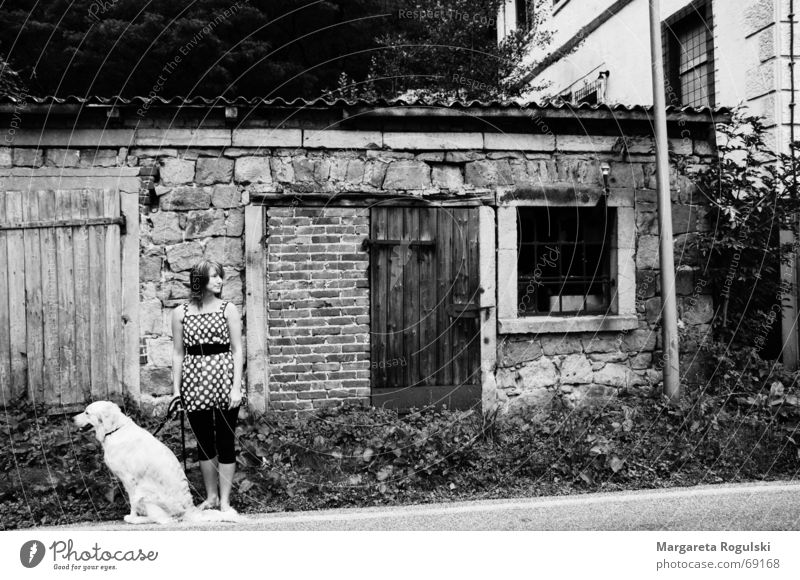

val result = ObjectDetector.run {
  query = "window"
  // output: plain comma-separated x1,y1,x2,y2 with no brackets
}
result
663,2,714,108
516,0,531,32
517,206,612,317
497,199,637,334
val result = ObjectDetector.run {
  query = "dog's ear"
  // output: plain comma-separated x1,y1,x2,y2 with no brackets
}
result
99,402,125,433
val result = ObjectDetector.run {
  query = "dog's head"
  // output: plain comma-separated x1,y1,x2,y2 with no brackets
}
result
73,401,130,443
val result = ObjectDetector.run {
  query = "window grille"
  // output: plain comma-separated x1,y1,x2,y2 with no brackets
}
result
517,206,613,316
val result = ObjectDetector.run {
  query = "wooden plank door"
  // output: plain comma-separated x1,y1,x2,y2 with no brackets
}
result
370,206,482,410
0,189,124,410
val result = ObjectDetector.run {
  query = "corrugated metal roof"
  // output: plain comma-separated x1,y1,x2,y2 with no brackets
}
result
0,94,731,115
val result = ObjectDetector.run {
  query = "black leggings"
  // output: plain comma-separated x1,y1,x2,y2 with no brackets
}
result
186,406,240,464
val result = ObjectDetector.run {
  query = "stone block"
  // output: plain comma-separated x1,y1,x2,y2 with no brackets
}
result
302,129,381,149
270,157,295,183
363,159,388,188
496,357,558,392
140,298,164,335
383,160,430,189
569,384,618,407
465,159,513,187
221,270,244,305
431,164,464,190
621,329,657,352
637,269,659,300
594,363,642,388
609,162,645,189
231,128,302,148
140,253,163,283
80,149,117,168
555,135,618,153
234,157,272,184
675,266,694,295
484,133,554,151
140,367,174,396
498,340,542,368
680,294,714,325
445,151,484,163
160,158,195,185
205,237,244,267
211,184,241,208
195,157,233,185
165,241,203,272
13,148,43,167
582,336,620,353
645,297,662,323
541,336,583,356
185,209,226,239
225,209,245,237
636,235,660,270
383,132,483,150
0,147,11,167
345,159,366,183
146,336,174,367
560,354,593,384
45,148,80,168
293,157,315,182
160,186,212,211
505,388,555,417
556,157,602,185
150,211,183,244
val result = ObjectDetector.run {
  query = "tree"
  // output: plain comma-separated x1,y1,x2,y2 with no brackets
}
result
688,110,800,350
325,0,553,101
0,54,25,98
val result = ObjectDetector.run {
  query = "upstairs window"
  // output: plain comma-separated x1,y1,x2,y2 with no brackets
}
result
663,2,714,107
517,206,613,317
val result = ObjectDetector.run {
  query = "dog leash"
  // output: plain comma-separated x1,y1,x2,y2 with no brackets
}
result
153,396,187,471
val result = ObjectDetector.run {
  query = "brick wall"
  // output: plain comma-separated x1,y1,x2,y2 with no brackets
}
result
266,206,370,412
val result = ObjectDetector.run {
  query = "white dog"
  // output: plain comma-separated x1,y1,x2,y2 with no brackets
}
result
74,400,241,525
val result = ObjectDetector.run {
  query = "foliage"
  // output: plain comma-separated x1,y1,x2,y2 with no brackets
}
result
4,378,800,529
0,1,390,98
0,54,25,98
327,0,553,101
686,110,800,344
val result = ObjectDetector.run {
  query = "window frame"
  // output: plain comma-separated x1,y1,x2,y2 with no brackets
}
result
497,191,637,334
662,0,715,108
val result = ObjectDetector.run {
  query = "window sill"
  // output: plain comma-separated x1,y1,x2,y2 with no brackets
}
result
498,314,639,334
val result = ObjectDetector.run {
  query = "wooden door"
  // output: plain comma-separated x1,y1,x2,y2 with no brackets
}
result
370,206,482,410
0,189,124,410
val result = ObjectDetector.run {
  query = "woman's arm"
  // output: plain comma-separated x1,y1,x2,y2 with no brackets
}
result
171,306,186,398
225,302,244,408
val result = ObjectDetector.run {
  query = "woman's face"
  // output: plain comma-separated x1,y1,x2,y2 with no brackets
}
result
205,271,223,294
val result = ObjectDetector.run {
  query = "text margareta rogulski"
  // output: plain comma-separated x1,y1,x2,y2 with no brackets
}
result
656,542,771,555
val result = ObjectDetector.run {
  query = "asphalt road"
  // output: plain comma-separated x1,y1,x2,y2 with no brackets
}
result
36,481,800,531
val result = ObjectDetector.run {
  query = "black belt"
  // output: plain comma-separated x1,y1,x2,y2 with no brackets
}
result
186,343,231,356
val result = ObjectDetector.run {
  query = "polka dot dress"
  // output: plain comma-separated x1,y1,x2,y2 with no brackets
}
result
180,301,235,412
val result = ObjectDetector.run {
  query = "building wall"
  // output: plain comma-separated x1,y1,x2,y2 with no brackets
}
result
526,0,753,111
0,117,718,415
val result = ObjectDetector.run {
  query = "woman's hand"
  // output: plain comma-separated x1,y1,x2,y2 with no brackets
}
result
229,387,243,409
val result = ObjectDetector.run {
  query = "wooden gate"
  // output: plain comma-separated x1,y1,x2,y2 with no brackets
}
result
0,189,124,409
370,206,482,410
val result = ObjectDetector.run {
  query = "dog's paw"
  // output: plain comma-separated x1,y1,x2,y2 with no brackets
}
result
123,514,149,525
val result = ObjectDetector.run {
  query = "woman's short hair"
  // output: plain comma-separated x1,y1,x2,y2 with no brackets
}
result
189,260,225,302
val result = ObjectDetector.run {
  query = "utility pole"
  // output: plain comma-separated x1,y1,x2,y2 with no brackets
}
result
648,0,681,403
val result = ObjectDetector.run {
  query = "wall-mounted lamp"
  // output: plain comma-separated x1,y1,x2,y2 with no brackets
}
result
599,162,611,207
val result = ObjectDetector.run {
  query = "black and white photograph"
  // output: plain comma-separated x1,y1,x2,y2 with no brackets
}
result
1,0,799,577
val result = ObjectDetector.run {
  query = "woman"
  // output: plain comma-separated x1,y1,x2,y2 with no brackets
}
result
171,259,244,514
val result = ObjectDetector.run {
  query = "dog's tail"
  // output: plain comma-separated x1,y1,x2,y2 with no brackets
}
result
184,508,242,523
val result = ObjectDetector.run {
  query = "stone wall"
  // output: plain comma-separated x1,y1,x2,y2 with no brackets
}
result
0,121,717,414
494,150,714,415
138,152,246,398
266,206,370,411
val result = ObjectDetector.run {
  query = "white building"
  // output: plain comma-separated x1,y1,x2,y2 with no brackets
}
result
499,0,800,365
